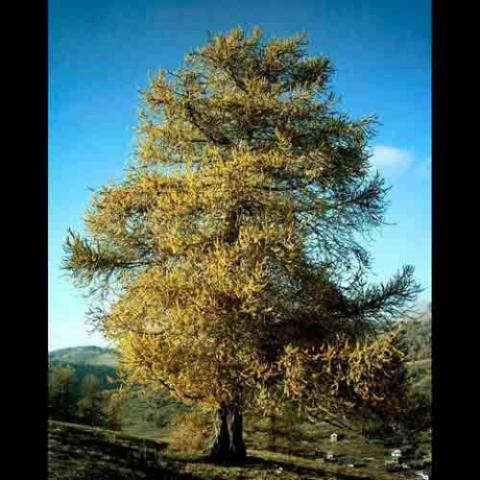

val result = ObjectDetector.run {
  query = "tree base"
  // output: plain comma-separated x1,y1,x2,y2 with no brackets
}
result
207,403,247,464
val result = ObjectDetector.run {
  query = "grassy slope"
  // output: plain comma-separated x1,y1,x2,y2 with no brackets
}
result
49,420,401,480
407,358,431,399
121,389,189,441
48,346,431,479
173,449,401,480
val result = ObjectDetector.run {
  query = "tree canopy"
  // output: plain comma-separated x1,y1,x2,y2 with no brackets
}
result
64,27,420,459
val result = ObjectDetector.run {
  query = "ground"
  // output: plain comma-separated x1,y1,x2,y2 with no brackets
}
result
49,420,429,480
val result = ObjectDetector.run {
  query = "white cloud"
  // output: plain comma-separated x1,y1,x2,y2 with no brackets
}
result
370,145,413,177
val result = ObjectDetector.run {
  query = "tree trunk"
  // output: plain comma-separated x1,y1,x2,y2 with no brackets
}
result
208,403,246,463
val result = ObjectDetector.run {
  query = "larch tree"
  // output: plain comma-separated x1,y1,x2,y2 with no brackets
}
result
77,373,105,426
48,364,76,422
64,28,420,462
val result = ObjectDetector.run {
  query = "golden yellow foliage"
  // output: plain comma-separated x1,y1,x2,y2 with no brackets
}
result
167,410,212,455
64,28,419,426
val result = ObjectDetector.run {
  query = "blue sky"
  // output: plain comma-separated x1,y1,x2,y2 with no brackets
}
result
49,0,431,350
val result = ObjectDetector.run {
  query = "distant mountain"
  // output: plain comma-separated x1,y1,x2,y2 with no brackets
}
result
49,345,118,367
48,345,185,437
49,346,120,398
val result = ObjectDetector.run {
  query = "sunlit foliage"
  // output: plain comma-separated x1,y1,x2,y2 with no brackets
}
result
64,28,420,428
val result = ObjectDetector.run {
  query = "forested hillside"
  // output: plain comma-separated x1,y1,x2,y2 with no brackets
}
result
403,305,432,361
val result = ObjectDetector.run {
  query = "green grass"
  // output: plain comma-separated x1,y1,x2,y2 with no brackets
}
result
122,402,430,479
120,389,190,441
166,449,394,480
407,359,431,370
49,421,405,480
